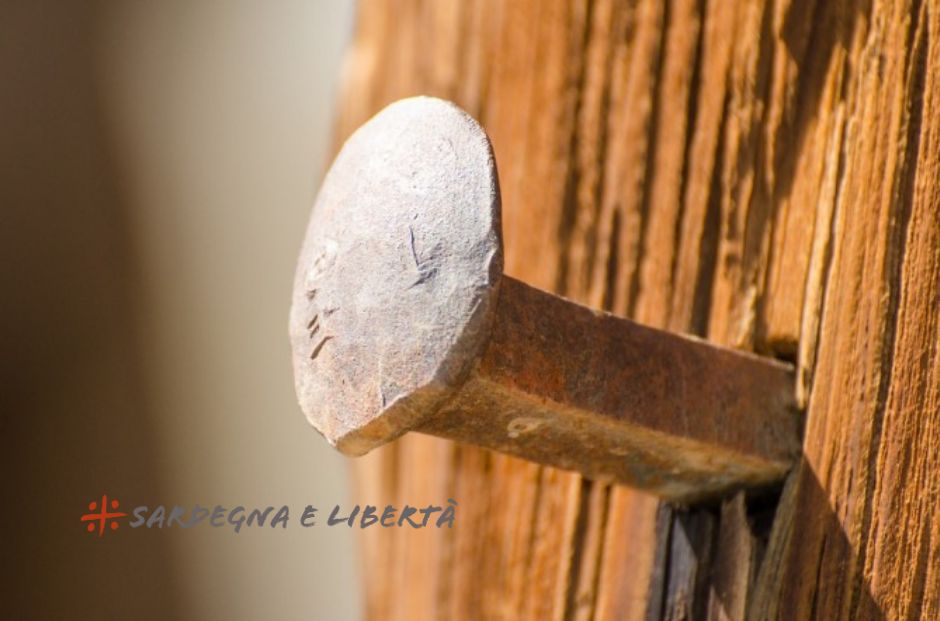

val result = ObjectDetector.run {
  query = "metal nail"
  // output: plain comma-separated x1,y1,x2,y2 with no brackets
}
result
289,96,801,503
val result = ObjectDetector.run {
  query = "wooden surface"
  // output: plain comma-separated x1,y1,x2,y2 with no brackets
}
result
333,0,940,618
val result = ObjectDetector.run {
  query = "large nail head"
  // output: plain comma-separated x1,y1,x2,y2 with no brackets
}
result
290,97,503,456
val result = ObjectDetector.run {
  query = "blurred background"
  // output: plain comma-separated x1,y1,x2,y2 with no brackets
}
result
2,1,360,619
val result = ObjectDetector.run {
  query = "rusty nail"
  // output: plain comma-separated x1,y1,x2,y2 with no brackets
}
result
289,97,801,503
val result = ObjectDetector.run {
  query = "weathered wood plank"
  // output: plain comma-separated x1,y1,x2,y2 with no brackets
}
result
331,0,940,618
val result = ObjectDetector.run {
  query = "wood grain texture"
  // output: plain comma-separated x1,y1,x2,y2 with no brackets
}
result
330,0,940,618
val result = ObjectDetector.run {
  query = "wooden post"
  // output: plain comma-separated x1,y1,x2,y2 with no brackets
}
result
333,1,940,619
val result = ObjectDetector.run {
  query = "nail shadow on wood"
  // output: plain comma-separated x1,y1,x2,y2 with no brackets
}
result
643,457,881,620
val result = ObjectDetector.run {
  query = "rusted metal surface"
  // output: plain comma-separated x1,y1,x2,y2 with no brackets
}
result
422,276,800,502
290,96,801,503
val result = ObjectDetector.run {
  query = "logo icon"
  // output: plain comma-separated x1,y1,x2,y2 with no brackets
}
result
81,494,127,536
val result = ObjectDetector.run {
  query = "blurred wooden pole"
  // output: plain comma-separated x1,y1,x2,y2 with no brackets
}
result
332,1,940,619
1,3,176,619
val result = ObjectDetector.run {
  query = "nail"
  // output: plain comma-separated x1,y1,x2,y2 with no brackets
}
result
290,96,801,503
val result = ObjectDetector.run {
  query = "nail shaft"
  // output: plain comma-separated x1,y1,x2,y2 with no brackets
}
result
418,277,799,502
